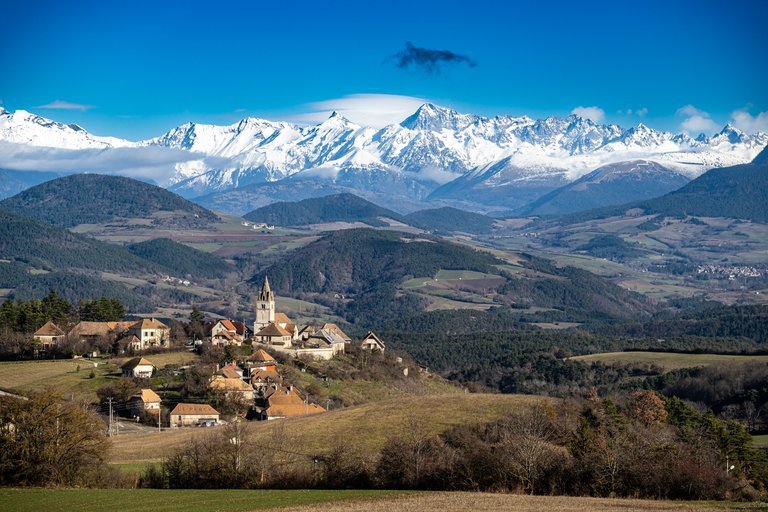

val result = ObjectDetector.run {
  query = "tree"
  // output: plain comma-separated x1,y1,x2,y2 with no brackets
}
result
0,391,109,486
80,297,125,322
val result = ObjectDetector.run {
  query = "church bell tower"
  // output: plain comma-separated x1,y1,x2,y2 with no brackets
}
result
254,276,275,332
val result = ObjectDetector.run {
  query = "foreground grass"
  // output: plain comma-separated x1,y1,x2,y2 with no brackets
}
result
570,351,768,372
1,490,764,512
110,393,546,465
0,489,399,512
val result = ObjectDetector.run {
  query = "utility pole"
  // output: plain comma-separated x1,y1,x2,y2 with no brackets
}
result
107,397,113,437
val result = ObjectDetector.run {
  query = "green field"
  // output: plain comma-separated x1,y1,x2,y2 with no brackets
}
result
0,359,118,401
570,351,768,372
0,489,398,512
0,489,762,512
754,435,768,448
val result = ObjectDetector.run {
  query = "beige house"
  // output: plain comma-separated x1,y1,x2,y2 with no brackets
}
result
254,322,293,347
129,388,161,417
129,318,170,349
121,357,155,378
68,321,133,344
360,331,386,352
170,403,220,427
321,323,352,343
34,321,65,349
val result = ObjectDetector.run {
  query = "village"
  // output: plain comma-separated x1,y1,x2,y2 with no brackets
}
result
31,278,390,428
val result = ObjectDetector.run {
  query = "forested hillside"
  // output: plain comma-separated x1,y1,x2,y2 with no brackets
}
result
244,193,406,227
0,207,160,273
127,238,234,278
405,206,497,234
254,228,502,294
554,146,768,224
1,174,219,228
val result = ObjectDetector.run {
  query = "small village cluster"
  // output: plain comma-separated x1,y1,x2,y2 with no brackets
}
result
33,277,387,427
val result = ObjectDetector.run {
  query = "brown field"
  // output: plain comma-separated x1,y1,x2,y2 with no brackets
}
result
265,492,767,512
109,393,548,465
570,351,768,372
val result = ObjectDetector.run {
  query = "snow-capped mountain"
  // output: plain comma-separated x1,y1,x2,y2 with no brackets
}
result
0,107,131,149
1,103,766,214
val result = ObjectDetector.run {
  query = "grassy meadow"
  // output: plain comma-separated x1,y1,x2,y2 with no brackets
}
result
1,489,764,512
570,351,768,372
0,489,399,512
108,393,547,466
0,358,118,401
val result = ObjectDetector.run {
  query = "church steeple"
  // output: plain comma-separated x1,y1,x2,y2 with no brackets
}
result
254,276,276,333
259,276,274,302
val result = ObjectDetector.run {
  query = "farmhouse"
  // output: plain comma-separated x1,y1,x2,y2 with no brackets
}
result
170,403,220,427
360,331,386,352
33,321,65,349
129,388,161,417
68,321,132,344
121,357,155,378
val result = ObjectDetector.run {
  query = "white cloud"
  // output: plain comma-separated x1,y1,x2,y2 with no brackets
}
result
34,100,95,111
636,107,648,117
730,109,768,134
676,104,718,135
0,141,226,185
285,94,428,128
571,106,605,123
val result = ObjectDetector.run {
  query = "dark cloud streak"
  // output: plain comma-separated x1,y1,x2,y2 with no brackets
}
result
386,41,477,73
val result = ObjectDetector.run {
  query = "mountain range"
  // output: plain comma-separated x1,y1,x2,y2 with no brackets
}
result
1,104,766,215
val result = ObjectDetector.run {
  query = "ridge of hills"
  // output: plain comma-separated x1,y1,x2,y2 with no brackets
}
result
1,174,219,229
551,145,768,225
244,193,407,227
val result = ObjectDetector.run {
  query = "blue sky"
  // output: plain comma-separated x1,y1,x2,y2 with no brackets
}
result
1,0,766,140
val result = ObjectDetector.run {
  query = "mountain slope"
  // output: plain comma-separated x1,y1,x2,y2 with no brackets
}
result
405,207,497,234
518,160,691,216
0,207,160,273
556,146,768,224
127,238,235,278
1,174,219,228
243,193,407,227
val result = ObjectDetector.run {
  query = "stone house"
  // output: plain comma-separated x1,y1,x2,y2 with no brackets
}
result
170,403,220,427
33,321,65,349
209,376,255,400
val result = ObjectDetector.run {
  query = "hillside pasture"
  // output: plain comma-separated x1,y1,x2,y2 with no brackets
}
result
109,393,549,466
0,358,118,401
570,351,768,372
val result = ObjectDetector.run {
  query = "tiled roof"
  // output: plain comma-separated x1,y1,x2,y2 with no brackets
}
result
139,389,161,403
256,322,291,337
249,348,276,362
34,321,64,336
132,318,169,330
209,376,253,392
121,357,154,369
321,323,352,342
219,319,237,331
170,403,219,416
